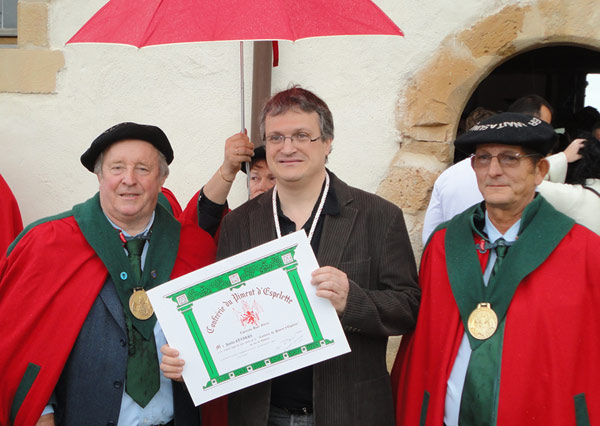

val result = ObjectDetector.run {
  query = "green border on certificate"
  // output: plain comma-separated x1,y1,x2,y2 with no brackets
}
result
164,244,334,389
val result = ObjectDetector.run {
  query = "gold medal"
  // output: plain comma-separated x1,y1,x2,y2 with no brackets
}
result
129,288,154,320
467,302,498,340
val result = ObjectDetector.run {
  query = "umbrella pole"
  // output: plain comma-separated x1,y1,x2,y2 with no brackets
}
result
240,41,246,134
240,41,251,197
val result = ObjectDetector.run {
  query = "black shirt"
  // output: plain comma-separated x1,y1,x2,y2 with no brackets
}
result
270,175,340,411
196,187,228,237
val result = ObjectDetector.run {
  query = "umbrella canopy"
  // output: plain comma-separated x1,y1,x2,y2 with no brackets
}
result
67,0,403,46
67,0,403,194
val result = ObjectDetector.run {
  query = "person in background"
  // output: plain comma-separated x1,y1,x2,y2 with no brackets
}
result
246,145,276,199
507,94,553,124
538,133,600,234
421,108,495,245
591,120,600,141
186,134,275,241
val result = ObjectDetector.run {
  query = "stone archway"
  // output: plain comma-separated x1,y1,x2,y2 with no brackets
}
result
377,0,600,255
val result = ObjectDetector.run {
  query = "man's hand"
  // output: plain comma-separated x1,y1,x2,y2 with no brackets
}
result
160,344,185,382
36,414,55,426
220,132,255,182
563,138,585,163
311,266,350,315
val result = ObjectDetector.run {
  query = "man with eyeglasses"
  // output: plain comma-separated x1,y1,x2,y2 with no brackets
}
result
392,112,600,426
161,86,421,426
422,95,558,246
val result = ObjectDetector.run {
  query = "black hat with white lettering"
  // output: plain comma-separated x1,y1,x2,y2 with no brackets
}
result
81,122,174,172
454,112,556,155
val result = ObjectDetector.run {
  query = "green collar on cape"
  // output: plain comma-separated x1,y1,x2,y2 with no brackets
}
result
72,192,180,339
445,195,574,350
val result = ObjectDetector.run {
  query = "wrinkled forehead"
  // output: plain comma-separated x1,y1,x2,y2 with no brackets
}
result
474,143,527,154
102,139,160,161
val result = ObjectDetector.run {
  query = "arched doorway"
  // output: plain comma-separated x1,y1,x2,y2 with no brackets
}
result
377,0,600,254
460,45,600,161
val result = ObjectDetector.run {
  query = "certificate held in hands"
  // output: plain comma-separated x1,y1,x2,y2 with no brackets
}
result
147,231,350,406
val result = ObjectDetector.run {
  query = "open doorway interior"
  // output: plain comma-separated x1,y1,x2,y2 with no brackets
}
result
457,45,600,162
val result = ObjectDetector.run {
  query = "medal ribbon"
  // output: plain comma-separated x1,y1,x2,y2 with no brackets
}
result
72,193,180,407
444,195,574,424
459,240,509,426
445,195,573,350
272,172,330,242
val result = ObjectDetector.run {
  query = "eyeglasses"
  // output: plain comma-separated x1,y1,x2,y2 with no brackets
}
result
265,132,321,145
471,152,541,169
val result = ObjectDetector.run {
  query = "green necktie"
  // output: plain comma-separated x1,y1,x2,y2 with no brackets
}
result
459,238,509,426
125,238,145,282
490,238,509,281
124,237,160,407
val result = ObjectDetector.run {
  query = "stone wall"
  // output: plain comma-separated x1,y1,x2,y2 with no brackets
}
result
379,0,600,261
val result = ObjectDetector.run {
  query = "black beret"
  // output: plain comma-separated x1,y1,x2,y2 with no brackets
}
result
81,122,174,172
241,145,267,174
454,112,557,155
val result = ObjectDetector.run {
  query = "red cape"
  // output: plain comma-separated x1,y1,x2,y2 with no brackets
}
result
0,174,23,257
392,225,600,425
0,201,216,426
161,187,183,218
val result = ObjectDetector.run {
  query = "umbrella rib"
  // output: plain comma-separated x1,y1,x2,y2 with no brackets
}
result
139,0,167,46
278,0,299,41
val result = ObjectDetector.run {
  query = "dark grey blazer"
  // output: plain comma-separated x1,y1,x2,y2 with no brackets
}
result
53,277,201,426
217,172,420,426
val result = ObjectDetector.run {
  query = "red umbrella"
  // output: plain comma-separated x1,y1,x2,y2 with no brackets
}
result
67,0,402,46
67,0,403,181
67,0,402,123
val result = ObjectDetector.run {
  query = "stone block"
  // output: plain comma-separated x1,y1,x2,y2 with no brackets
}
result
18,2,49,48
378,166,438,214
0,49,64,93
458,4,529,59
401,141,453,165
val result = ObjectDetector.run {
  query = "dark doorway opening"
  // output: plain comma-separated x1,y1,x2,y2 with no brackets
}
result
458,45,600,162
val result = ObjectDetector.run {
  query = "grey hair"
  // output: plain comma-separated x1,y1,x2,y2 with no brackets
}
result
93,148,170,178
259,85,334,143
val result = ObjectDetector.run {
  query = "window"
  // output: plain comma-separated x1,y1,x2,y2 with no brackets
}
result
1,0,17,46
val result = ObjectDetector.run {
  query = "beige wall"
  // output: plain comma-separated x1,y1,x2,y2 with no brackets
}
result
2,0,600,251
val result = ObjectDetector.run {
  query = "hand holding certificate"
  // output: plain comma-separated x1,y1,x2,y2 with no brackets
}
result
148,231,350,406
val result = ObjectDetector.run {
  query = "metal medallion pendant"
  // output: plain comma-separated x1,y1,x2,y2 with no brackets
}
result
129,288,154,320
467,302,498,340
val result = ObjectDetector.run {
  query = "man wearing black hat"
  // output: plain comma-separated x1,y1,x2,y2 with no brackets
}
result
392,112,600,426
0,122,217,426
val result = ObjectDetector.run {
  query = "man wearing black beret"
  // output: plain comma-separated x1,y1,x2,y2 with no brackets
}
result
393,112,600,425
0,122,218,425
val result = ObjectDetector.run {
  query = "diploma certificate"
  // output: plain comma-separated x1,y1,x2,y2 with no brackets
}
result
148,231,350,406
